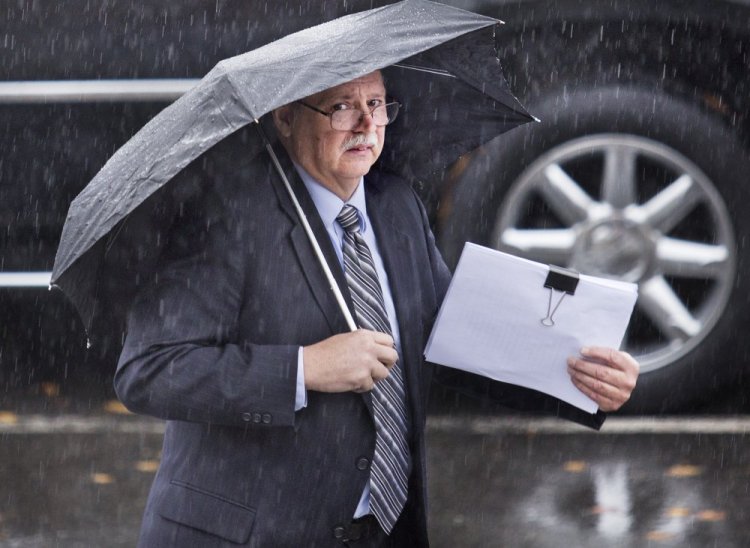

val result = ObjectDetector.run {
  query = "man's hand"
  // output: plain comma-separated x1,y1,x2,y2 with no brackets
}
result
567,346,640,412
303,329,398,393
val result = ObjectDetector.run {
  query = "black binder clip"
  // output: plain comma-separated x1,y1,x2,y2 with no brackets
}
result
541,265,579,327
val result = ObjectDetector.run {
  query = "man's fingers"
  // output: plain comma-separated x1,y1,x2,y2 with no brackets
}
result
569,374,623,412
304,330,399,394
567,347,640,412
568,364,618,396
580,346,638,373
375,345,398,369
568,359,637,395
370,362,391,382
353,375,376,393
357,329,397,368
367,329,395,348
567,357,624,389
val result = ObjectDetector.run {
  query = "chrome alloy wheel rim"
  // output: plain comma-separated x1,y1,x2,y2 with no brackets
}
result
492,135,736,373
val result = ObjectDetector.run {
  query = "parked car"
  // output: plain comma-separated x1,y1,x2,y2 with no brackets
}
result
2,0,748,412
440,0,750,412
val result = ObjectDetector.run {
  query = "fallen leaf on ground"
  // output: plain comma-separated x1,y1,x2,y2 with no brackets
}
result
0,412,18,425
696,510,726,522
103,400,131,415
40,382,60,397
135,460,160,473
90,473,115,485
665,464,703,477
645,530,677,541
563,460,588,472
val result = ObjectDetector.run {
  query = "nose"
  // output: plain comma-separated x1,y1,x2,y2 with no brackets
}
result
355,109,377,132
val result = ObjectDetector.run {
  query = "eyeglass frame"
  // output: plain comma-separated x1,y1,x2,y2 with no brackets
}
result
297,100,401,131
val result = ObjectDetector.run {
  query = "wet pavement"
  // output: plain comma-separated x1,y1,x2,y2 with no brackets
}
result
1,402,749,547
427,417,750,548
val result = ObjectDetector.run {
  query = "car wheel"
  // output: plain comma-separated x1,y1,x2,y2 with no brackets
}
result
441,87,750,413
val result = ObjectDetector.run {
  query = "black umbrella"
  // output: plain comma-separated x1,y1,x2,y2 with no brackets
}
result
52,0,534,347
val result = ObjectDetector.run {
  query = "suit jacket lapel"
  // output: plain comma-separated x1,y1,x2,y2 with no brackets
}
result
365,174,424,428
266,145,354,336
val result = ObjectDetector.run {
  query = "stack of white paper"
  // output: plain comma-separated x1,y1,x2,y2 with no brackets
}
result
425,243,638,414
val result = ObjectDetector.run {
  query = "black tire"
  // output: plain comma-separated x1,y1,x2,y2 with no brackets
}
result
439,87,750,413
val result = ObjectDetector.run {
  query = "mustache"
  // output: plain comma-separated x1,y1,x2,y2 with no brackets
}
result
341,133,378,150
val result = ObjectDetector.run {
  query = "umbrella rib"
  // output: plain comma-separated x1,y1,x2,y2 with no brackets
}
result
103,215,130,256
392,63,457,78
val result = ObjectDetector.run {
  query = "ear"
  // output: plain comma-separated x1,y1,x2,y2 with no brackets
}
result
272,105,294,138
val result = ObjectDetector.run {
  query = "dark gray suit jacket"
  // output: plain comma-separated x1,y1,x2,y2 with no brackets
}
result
115,137,451,546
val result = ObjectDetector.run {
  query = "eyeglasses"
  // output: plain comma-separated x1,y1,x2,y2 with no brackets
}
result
298,101,401,131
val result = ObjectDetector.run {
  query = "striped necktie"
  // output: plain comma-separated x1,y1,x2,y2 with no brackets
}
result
336,204,410,534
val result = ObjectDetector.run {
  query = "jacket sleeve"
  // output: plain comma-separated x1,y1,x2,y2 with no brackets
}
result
411,186,451,312
114,184,298,428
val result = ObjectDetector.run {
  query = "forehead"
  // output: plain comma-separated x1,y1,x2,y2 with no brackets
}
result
309,72,385,104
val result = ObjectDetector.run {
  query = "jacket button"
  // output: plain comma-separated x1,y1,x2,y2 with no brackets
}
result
333,526,346,539
261,413,272,424
241,412,252,422
356,457,370,471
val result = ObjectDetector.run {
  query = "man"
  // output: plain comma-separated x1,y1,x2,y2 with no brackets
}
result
115,70,639,547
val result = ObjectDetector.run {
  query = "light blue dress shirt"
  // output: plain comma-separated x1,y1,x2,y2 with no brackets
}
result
292,162,403,518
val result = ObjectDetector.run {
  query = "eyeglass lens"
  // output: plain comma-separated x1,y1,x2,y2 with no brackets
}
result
331,103,399,130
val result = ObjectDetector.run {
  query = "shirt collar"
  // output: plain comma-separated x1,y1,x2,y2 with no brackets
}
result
293,162,368,233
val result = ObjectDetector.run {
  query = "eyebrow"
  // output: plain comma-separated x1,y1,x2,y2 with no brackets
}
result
320,90,386,103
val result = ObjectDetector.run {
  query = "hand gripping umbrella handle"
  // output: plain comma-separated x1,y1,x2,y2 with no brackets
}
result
254,119,358,332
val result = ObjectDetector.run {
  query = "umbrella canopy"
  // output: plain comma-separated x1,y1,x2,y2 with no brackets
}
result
52,0,534,346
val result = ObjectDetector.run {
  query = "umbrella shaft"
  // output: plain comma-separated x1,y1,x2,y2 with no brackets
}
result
253,119,358,332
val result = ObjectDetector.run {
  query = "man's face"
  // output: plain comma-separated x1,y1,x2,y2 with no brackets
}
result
274,71,386,199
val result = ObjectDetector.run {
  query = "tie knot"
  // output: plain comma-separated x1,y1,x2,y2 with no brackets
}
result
336,204,361,234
